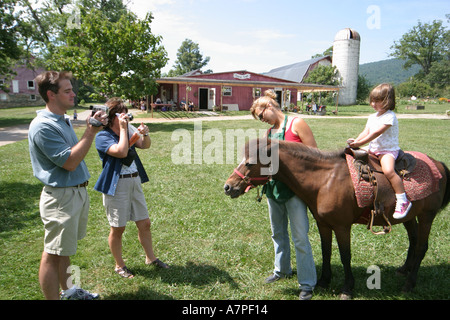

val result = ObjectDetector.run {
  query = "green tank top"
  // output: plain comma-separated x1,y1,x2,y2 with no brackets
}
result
263,115,295,203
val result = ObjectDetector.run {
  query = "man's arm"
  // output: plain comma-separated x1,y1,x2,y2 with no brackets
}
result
62,113,105,171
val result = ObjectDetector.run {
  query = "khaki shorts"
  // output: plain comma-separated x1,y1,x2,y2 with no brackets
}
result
40,185,89,256
103,176,149,227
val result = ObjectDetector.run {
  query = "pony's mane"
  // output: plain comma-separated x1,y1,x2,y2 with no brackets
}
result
272,139,346,162
244,138,346,162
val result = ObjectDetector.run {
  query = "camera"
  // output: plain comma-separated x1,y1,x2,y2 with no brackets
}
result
115,112,134,121
125,113,134,121
91,105,109,117
89,105,109,127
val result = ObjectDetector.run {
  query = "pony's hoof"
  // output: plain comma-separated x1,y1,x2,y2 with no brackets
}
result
316,279,330,289
339,292,353,300
402,282,414,293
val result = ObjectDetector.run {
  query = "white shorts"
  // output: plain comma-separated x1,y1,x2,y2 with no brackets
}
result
103,176,149,227
370,150,399,160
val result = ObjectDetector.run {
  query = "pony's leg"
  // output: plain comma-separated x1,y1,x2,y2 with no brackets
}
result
334,226,354,299
397,218,418,276
403,213,434,292
316,223,332,289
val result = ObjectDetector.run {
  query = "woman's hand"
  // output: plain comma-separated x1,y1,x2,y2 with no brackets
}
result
118,113,129,130
135,122,151,149
137,122,149,136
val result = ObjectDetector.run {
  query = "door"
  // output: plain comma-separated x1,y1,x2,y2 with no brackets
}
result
208,88,216,109
199,88,208,110
275,89,282,107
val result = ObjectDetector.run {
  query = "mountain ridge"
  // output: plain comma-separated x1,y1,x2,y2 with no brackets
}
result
359,58,421,85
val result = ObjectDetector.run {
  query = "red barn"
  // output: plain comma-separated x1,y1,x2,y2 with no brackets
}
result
153,69,338,112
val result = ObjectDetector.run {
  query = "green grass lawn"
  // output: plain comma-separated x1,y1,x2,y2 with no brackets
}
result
0,115,448,300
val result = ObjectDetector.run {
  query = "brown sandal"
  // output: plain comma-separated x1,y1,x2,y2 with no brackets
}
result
115,266,134,278
147,258,169,269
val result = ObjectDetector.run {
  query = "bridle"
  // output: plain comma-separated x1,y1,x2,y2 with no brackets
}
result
233,168,270,193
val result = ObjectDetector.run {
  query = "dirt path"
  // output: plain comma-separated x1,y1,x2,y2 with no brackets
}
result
0,110,447,147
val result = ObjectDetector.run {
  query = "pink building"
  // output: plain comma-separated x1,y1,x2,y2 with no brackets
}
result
155,67,338,111
0,61,45,108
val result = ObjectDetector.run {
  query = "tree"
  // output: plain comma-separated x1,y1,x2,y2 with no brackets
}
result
303,65,341,86
168,39,210,76
17,0,129,56
48,8,168,100
303,65,341,104
390,19,449,76
356,75,371,104
311,46,333,59
426,59,450,89
0,0,22,88
396,78,434,98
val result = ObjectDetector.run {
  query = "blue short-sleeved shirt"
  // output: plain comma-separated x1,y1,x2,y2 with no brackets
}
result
28,109,90,187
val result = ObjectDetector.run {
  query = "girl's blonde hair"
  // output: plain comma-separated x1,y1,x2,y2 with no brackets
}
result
369,83,396,111
250,89,280,119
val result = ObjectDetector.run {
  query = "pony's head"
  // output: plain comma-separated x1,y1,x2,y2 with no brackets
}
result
224,138,276,198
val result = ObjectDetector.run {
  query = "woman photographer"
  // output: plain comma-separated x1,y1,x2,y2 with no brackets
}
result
94,98,168,279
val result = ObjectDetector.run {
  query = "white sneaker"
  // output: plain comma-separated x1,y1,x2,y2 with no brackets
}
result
60,286,99,300
393,200,412,219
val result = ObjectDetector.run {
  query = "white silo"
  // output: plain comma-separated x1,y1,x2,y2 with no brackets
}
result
332,28,360,105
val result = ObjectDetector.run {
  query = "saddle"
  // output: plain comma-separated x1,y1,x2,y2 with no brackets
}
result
345,147,417,235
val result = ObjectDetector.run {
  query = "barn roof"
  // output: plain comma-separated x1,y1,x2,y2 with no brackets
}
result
156,76,339,92
264,56,332,83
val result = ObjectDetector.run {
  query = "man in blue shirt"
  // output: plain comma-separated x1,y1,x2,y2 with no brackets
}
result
28,71,107,300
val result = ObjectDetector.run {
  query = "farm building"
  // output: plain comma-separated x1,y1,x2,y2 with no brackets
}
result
153,63,339,113
0,60,45,108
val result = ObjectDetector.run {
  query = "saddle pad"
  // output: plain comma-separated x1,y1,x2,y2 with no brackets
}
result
346,151,442,208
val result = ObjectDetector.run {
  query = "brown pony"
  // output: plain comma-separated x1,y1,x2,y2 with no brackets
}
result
224,138,449,299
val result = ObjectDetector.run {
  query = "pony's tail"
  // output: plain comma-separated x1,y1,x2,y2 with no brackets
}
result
440,161,450,211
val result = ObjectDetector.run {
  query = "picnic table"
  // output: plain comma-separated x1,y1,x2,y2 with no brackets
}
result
151,103,176,111
305,105,327,115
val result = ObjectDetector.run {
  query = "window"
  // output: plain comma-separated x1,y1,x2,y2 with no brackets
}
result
30,94,36,101
253,88,261,98
28,80,35,90
222,86,232,96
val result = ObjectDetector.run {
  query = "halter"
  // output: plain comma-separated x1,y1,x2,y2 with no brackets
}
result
233,168,270,193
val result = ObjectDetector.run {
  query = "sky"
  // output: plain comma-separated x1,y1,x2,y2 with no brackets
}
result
128,0,449,74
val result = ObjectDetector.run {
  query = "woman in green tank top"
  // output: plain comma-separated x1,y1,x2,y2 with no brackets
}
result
250,90,317,300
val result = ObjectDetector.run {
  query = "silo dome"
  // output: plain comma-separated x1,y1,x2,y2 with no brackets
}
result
334,28,360,41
